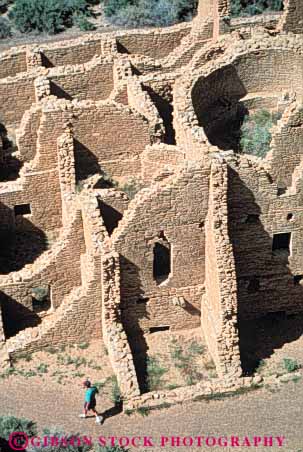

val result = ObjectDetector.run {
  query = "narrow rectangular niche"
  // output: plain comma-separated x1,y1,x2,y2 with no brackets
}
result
272,232,291,257
14,203,31,216
149,326,170,334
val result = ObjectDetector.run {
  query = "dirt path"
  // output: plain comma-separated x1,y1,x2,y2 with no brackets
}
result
1,375,302,452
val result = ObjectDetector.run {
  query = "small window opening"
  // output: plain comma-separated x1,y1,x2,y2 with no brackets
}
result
294,275,303,285
153,234,171,285
136,297,149,305
272,232,291,257
287,213,294,221
247,277,260,293
149,326,170,334
245,214,260,224
31,286,51,313
277,183,287,196
14,204,31,216
199,221,205,229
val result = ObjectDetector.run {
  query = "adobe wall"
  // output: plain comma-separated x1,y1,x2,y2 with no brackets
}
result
0,206,85,314
69,102,155,179
202,158,241,377
269,103,303,187
112,162,209,336
0,74,36,128
141,144,186,183
227,153,303,320
0,48,27,79
41,39,102,67
278,0,303,34
48,57,114,102
16,105,42,163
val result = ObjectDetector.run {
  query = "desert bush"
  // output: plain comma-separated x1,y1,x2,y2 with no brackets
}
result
146,356,167,391
283,358,300,373
110,376,122,406
231,0,283,17
239,109,280,158
9,0,93,34
104,0,197,27
0,17,11,39
0,416,37,441
96,447,130,452
73,12,95,30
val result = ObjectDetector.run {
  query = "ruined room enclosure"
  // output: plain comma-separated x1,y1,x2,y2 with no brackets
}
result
191,49,303,154
1,0,303,407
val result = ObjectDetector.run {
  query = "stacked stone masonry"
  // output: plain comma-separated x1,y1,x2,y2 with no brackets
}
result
0,0,303,403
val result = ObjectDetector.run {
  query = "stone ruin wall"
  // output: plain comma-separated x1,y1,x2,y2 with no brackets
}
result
1,0,303,397
203,159,241,378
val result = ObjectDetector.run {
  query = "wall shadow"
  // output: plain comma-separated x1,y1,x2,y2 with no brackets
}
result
228,167,303,375
0,123,23,182
0,291,42,339
192,65,248,151
0,203,48,275
50,81,73,101
97,200,123,236
119,255,149,393
144,85,176,145
74,139,102,182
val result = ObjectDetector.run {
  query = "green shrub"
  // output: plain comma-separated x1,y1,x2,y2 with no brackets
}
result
9,0,93,34
96,447,130,452
73,12,95,30
146,356,167,391
0,416,37,440
230,0,283,17
239,109,280,158
0,17,11,39
104,0,197,27
283,358,300,373
110,376,122,406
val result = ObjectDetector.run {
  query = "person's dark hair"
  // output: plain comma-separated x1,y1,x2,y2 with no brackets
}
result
83,380,91,388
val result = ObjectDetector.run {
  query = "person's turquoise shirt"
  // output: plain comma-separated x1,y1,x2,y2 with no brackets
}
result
85,387,98,403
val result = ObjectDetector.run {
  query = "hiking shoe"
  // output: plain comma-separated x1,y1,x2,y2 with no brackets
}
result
79,414,86,418
96,416,103,424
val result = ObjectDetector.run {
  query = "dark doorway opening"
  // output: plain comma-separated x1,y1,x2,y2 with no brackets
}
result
153,236,171,284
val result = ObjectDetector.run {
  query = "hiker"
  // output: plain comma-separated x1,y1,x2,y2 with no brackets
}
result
79,380,103,424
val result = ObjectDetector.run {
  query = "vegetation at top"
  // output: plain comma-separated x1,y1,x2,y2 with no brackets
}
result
231,0,283,17
0,0,285,38
103,0,198,27
239,109,281,158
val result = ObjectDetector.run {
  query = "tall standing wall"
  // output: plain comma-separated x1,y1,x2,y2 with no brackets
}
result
202,158,241,378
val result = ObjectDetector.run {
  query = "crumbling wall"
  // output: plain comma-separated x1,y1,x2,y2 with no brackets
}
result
0,75,36,128
101,249,140,400
16,105,42,163
0,49,27,79
71,101,155,179
0,301,4,342
228,153,303,320
203,158,241,377
278,0,303,34
116,24,191,59
269,103,303,187
112,162,209,336
48,57,114,101
141,144,185,184
40,39,102,67
0,207,85,311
